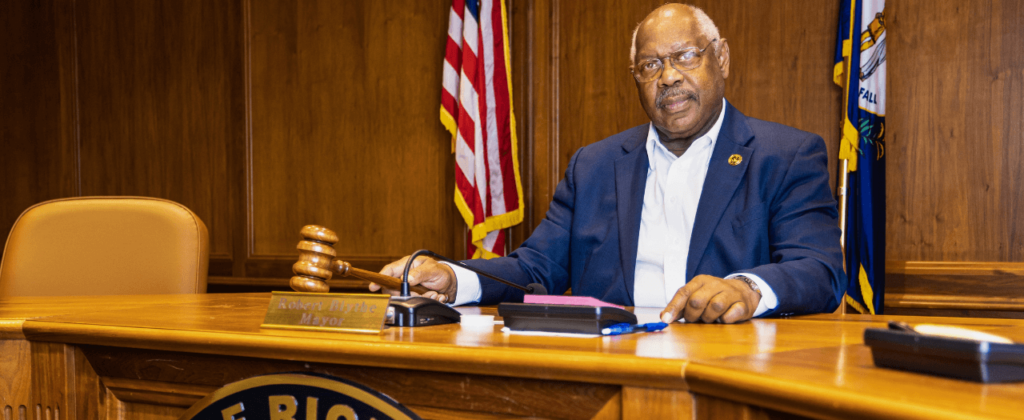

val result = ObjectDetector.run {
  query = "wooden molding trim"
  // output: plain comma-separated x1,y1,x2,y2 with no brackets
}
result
885,260,1024,312
209,257,233,277
885,293,1024,311
887,260,1024,275
208,276,370,291
0,321,26,339
102,376,217,408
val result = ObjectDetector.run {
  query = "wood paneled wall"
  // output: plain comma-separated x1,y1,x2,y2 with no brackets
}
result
74,0,244,274
1,0,461,287
883,0,1024,315
0,1,78,240
246,0,458,275
887,0,1024,263
3,0,1024,313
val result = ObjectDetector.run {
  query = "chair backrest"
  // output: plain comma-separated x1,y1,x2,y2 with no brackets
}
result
0,197,209,297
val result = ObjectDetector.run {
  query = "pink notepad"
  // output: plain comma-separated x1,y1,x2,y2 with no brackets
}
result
523,295,625,310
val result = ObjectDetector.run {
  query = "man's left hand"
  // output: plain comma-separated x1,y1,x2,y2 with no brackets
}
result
660,275,761,324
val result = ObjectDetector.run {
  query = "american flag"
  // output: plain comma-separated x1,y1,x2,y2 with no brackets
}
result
440,0,523,259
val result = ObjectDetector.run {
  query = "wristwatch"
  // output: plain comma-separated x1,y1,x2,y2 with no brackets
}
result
732,275,762,297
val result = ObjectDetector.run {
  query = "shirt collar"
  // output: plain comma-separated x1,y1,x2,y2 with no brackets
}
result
645,98,728,163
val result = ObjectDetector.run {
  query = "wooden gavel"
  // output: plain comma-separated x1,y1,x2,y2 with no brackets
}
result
289,225,430,294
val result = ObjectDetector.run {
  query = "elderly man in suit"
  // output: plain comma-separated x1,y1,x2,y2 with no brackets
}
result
372,3,845,324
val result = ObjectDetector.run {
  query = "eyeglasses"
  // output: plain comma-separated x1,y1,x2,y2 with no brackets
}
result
631,39,719,83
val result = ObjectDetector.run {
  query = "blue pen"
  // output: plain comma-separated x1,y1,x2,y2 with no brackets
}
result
601,322,669,336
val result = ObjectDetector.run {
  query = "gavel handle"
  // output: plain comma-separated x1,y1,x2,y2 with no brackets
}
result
331,260,431,295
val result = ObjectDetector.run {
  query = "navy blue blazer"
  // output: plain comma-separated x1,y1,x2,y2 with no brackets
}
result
464,103,846,316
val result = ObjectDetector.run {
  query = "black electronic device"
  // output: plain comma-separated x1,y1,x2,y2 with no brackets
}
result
387,249,547,327
386,296,462,327
498,303,638,335
864,326,1024,383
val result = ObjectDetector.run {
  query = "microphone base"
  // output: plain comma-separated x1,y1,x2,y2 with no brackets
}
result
386,296,461,327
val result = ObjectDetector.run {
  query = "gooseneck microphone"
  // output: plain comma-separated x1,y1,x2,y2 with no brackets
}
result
386,249,547,327
401,249,548,297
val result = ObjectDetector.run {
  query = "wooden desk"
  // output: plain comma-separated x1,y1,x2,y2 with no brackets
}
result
6,294,1024,420
0,294,229,419
687,315,1024,419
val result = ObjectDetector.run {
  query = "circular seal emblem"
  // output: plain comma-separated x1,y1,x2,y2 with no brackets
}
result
179,373,421,420
728,154,743,166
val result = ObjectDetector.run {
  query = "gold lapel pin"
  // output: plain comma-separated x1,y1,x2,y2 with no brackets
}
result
728,154,742,166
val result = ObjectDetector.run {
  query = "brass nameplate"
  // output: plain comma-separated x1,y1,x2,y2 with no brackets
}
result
261,292,390,334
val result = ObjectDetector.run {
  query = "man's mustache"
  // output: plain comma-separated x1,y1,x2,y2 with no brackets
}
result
656,87,697,109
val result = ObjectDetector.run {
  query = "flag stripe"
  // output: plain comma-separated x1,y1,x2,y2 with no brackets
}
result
446,7,464,45
489,2,518,211
442,61,459,100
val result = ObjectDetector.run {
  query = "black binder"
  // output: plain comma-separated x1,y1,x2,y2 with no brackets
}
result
864,327,1024,383
498,303,638,335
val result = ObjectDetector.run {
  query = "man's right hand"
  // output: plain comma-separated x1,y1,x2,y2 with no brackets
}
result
371,255,458,303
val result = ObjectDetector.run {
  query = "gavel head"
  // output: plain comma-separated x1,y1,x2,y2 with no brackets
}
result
289,225,339,293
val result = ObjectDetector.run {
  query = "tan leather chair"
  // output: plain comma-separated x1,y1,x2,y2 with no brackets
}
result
0,197,209,296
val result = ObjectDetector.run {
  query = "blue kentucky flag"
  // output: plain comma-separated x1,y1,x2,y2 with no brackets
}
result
835,0,886,314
